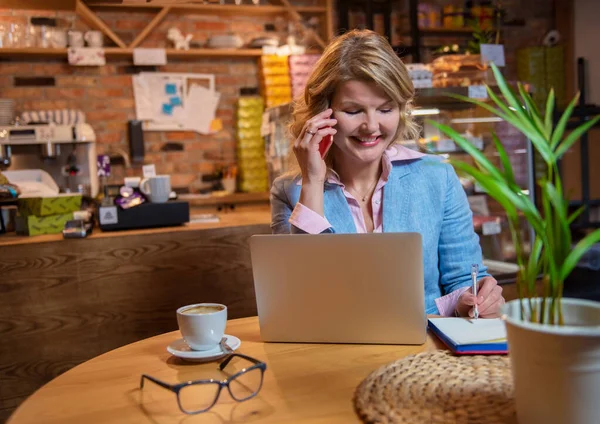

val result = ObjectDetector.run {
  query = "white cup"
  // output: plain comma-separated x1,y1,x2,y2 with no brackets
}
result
68,30,84,47
140,175,170,203
51,29,67,48
177,303,227,351
84,30,103,47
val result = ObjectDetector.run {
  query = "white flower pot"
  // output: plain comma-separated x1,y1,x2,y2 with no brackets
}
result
503,298,600,424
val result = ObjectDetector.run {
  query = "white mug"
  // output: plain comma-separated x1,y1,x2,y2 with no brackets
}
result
50,29,68,48
177,303,227,351
68,30,84,47
140,175,170,203
84,30,103,47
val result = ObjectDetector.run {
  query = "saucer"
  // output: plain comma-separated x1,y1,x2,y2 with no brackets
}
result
167,335,241,363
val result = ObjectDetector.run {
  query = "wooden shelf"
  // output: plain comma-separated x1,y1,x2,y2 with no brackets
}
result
86,2,327,14
420,27,474,34
0,47,270,58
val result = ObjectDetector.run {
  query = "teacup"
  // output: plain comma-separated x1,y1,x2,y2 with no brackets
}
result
176,303,227,351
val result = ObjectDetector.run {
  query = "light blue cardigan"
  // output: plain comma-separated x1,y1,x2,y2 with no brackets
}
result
270,155,489,314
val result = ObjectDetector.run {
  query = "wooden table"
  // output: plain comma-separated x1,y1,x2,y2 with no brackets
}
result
0,206,271,422
8,316,444,424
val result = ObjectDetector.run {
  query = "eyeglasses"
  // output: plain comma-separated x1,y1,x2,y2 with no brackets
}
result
140,353,267,414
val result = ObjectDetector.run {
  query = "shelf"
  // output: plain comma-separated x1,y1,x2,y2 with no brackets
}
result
420,27,475,36
86,2,327,15
0,47,285,59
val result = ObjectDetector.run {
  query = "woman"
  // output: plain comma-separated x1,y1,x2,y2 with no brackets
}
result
270,29,504,318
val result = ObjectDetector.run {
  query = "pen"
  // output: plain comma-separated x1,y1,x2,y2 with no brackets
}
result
471,264,479,320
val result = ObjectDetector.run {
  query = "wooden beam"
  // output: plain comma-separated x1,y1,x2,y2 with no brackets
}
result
75,0,126,49
129,6,171,49
1,0,76,10
279,0,327,49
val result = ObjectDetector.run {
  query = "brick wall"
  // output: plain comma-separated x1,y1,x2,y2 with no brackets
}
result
0,1,554,192
0,7,287,191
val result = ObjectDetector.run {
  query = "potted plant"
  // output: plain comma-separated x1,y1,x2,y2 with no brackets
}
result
429,63,600,424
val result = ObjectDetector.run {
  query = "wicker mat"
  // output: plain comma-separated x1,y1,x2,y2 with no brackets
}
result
353,350,516,424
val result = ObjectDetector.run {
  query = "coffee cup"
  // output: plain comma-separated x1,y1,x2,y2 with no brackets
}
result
68,30,84,48
140,175,170,203
176,303,227,351
84,30,103,47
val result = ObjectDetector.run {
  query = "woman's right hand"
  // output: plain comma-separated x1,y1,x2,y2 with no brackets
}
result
293,109,337,184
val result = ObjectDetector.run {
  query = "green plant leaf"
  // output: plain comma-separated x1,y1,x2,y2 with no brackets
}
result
450,160,519,218
544,88,555,140
541,181,571,270
518,82,546,138
490,63,526,119
526,236,544,285
492,132,518,188
485,87,554,164
561,229,600,281
555,115,600,159
567,205,586,225
428,121,504,180
445,92,510,121
550,92,580,149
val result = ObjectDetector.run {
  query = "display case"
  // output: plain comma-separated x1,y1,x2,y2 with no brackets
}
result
407,87,535,280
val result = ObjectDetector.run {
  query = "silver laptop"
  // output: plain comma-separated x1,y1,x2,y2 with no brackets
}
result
249,233,426,345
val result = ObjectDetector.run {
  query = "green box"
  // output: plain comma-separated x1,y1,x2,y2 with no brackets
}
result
18,194,82,217
15,213,74,236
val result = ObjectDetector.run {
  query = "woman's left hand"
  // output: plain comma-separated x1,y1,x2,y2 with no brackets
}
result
455,276,505,318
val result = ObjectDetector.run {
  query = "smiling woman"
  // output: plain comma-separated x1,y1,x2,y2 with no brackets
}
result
269,29,506,319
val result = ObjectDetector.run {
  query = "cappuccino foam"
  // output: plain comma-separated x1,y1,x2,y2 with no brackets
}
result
182,305,224,315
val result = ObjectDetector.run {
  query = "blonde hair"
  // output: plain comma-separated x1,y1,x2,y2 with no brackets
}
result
289,29,420,151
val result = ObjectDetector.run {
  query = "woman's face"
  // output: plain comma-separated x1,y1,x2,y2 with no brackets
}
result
330,80,401,166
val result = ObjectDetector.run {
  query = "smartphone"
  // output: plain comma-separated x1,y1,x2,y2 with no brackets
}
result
319,133,332,158
318,104,334,158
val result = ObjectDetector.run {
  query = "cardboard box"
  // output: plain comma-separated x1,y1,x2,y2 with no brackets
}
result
16,213,74,236
18,194,82,217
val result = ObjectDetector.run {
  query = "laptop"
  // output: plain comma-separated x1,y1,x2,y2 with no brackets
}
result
249,233,427,345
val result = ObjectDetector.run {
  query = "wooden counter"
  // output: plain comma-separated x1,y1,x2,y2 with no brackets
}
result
0,206,271,422
0,205,271,246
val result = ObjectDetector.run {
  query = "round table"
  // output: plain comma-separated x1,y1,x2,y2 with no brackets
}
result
8,316,444,424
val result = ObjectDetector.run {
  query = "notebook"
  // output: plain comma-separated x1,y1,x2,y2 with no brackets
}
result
428,318,508,355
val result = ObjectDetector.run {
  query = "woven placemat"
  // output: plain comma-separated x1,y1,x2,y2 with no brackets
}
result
354,350,516,424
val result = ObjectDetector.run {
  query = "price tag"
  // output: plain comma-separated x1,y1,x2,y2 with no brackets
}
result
133,48,167,65
480,44,505,67
142,164,156,178
468,85,488,99
482,220,502,235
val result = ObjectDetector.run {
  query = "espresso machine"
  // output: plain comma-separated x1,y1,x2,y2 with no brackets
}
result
0,123,99,197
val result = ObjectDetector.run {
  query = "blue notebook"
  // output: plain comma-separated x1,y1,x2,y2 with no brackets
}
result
428,318,508,355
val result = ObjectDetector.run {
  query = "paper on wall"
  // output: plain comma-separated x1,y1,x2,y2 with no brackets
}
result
184,84,221,134
132,72,218,133
132,75,154,121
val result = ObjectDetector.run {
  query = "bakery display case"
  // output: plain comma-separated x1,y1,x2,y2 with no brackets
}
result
407,87,535,278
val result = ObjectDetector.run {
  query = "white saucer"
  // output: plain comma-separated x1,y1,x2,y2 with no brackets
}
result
167,335,241,363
